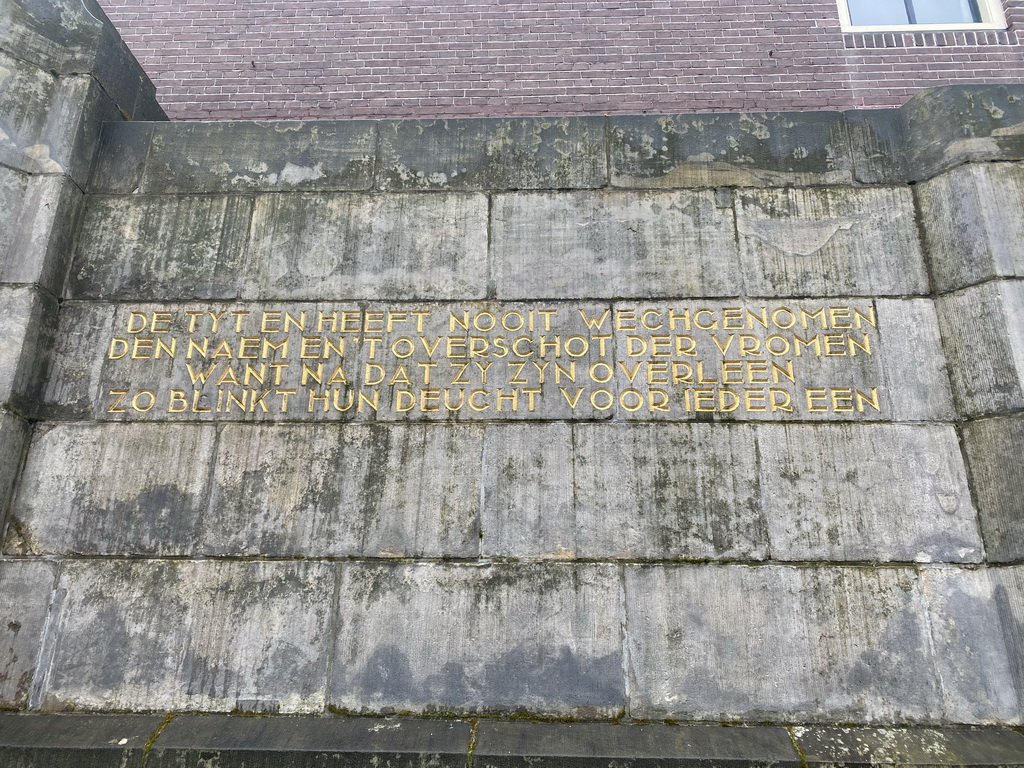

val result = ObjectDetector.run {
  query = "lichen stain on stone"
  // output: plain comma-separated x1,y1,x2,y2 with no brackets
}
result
737,217,855,258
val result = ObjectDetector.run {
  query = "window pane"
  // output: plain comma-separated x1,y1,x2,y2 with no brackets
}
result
848,0,910,25
911,0,981,23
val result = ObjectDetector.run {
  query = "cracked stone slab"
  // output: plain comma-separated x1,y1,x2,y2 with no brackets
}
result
377,116,606,191
0,561,56,709
69,194,254,301
331,562,623,718
734,186,928,297
474,721,801,768
244,192,489,300
759,424,982,563
625,565,944,723
963,414,1024,562
936,280,1024,418
34,559,335,713
91,120,377,194
147,715,472,768
610,111,853,188
918,162,1024,293
7,423,217,556
491,190,742,299
205,423,481,558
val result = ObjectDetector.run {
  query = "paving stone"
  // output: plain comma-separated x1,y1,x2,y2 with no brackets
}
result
331,563,622,717
6,423,216,556
205,423,481,557
918,163,1024,293
759,424,981,563
474,721,801,768
0,286,57,415
936,280,1024,418
491,191,741,300
0,561,56,709
91,120,377,194
147,715,472,768
69,195,254,300
35,559,335,713
610,111,852,188
963,415,1024,562
0,712,160,768
245,192,488,300
793,725,1024,766
920,568,1021,723
734,186,928,297
377,116,606,191
625,565,941,722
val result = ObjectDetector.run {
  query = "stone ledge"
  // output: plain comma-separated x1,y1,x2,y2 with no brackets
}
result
1,714,1023,767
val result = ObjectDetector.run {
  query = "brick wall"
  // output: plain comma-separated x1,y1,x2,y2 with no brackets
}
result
97,0,1024,120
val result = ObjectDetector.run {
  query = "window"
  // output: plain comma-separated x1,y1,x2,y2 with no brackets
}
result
839,0,1007,30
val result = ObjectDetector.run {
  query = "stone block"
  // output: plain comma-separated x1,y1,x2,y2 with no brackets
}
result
609,111,852,188
625,565,941,722
1,173,84,293
491,191,741,300
205,423,481,557
759,424,981,563
847,107,908,185
963,414,1024,562
919,568,1021,723
245,192,489,300
331,563,622,717
918,163,1024,293
991,566,1024,718
0,561,56,709
0,410,29,524
147,715,472,768
735,186,928,297
0,166,28,268
0,713,162,768
35,560,335,713
474,721,801,768
481,423,766,562
70,195,255,300
92,120,377,194
40,301,114,420
7,423,216,556
936,280,1024,418
793,725,1024,766
0,51,59,174
377,116,606,191
0,286,57,415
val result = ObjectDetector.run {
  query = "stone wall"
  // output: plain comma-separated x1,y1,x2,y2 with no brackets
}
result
3,2,1024,764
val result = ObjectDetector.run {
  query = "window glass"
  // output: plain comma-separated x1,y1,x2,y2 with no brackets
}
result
846,0,986,26
912,0,980,23
848,0,909,26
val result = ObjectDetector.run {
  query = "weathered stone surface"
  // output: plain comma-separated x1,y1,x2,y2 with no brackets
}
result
7,423,216,556
1,173,84,292
331,563,622,717
0,561,56,709
0,51,59,175
70,195,254,300
0,712,161,768
245,192,489,300
793,725,1024,766
625,565,940,722
735,186,927,297
991,566,1024,719
377,117,606,191
0,166,28,268
40,301,114,420
760,424,981,563
0,286,57,415
0,410,30,524
35,560,334,713
205,423,481,557
918,163,1024,293
919,568,1021,723
91,120,377,194
610,111,852,188
491,191,741,299
474,721,801,767
963,415,1024,562
936,280,1024,418
147,715,472,768
847,107,907,185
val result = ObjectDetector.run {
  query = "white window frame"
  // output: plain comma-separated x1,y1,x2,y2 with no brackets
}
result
838,0,1008,32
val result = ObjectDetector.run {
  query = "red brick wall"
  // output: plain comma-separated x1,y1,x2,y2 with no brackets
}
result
97,0,1024,120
